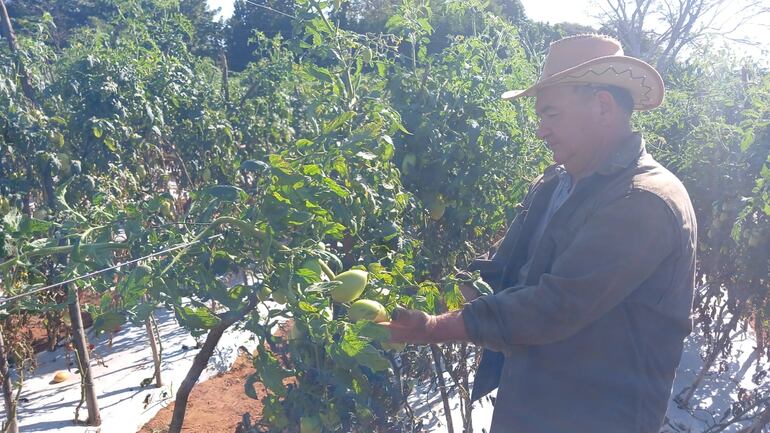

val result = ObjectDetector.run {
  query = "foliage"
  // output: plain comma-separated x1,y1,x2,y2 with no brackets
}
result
2,0,770,432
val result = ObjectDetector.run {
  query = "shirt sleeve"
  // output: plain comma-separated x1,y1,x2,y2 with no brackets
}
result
462,189,678,351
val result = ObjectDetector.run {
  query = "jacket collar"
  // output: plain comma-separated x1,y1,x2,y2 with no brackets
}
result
595,132,646,176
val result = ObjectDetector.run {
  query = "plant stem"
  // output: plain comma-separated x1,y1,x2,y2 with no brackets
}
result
430,344,455,433
0,327,18,433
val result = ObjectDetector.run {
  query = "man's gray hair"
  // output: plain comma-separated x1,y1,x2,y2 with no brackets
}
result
573,84,634,116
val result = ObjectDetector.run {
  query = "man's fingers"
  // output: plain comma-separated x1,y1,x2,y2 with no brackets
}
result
381,308,431,343
390,308,428,327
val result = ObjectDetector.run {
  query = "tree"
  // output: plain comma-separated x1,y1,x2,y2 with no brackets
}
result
178,0,224,58
598,0,770,76
225,0,296,71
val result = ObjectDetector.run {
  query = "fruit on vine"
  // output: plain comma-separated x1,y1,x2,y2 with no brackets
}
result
300,415,322,433
57,153,72,177
272,289,288,304
160,201,174,219
426,194,447,221
748,229,762,247
257,286,272,302
330,270,368,303
362,46,373,63
348,299,387,323
401,153,417,176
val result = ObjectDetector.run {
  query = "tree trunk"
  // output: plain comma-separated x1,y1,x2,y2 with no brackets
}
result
145,314,162,387
0,0,36,105
0,328,18,433
67,285,101,426
168,298,257,433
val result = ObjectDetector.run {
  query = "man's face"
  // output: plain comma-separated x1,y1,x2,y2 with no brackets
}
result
534,85,603,175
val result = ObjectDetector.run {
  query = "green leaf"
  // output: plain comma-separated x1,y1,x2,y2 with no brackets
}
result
244,374,260,399
740,130,755,152
92,311,126,335
303,280,341,293
2,208,21,231
19,216,52,235
356,151,377,161
356,321,390,342
240,159,270,173
92,126,103,138
253,346,288,396
306,65,334,83
174,305,221,330
302,164,323,176
322,177,350,198
354,345,390,371
268,154,294,175
103,137,117,152
340,326,367,357
323,111,355,134
203,185,245,202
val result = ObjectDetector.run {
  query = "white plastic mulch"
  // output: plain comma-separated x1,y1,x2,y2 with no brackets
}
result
1,305,764,433
0,307,261,433
415,323,764,433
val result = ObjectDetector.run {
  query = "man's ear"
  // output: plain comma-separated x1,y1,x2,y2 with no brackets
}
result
594,89,616,116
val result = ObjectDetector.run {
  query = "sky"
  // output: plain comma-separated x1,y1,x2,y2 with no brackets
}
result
206,0,769,62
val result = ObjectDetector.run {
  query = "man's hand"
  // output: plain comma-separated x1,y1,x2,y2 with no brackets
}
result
381,308,469,345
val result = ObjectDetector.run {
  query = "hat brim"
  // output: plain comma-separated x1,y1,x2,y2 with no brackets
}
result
502,55,664,110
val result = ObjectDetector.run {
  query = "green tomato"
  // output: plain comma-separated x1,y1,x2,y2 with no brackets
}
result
257,286,272,302
348,299,387,323
426,194,447,221
401,153,417,176
300,416,322,433
160,201,174,219
330,270,368,303
57,153,72,177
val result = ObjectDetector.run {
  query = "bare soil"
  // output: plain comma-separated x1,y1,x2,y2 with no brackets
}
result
138,352,264,433
137,323,298,433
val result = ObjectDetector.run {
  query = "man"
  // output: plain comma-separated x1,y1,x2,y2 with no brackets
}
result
383,34,697,433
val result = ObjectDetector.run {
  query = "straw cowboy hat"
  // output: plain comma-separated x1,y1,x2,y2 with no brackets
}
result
503,34,665,110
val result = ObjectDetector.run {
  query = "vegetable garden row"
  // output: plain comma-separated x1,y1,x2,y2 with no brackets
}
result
1,0,769,431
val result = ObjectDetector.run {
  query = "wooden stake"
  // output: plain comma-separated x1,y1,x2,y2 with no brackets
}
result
67,285,101,426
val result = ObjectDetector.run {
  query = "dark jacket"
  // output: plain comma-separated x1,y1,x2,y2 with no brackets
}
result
462,133,697,433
